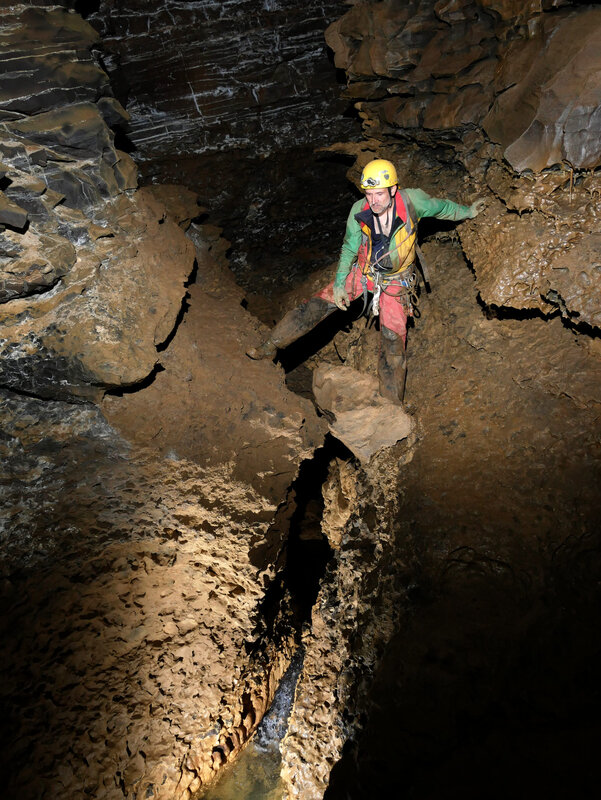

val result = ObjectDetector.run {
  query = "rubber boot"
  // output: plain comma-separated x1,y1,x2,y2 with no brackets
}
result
247,297,336,359
378,326,407,405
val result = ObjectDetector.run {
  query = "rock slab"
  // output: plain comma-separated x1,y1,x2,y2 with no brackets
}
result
312,364,413,462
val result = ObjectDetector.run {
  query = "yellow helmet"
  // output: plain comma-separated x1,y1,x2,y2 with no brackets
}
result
360,159,398,190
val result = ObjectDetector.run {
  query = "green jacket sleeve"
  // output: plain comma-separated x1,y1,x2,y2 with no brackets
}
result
333,190,473,289
405,187,473,222
334,199,364,288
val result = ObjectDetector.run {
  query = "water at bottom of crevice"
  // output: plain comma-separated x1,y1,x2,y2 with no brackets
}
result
199,652,304,800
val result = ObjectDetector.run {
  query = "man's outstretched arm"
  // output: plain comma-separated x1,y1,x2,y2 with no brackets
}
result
406,188,485,222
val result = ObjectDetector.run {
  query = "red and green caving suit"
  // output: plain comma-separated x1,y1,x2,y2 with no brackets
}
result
264,187,475,403
319,188,475,341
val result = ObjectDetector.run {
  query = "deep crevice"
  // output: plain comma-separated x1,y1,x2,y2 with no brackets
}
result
248,435,350,657
155,258,198,353
0,383,91,405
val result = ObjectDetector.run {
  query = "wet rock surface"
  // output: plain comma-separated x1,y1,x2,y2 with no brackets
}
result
0,214,327,800
1,7,329,799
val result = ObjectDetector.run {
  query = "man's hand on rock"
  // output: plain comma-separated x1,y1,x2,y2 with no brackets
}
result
333,284,350,311
469,198,486,218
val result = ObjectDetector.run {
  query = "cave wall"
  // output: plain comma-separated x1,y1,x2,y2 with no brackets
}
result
89,0,353,159
0,6,328,800
81,0,362,293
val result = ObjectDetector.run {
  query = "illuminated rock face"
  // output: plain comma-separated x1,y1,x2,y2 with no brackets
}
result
0,5,187,401
0,7,325,800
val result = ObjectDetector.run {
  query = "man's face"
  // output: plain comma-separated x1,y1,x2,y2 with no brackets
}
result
365,185,396,214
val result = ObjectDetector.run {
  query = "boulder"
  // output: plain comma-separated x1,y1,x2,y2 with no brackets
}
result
312,364,413,462
0,187,197,401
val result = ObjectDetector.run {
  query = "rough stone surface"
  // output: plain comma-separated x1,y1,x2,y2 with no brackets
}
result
0,8,326,800
0,4,179,401
280,444,414,800
312,364,413,462
3,3,601,800
326,0,601,172
318,239,601,800
0,186,196,400
0,214,326,800
0,391,294,800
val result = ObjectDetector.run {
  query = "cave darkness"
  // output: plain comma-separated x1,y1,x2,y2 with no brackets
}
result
2,2,601,800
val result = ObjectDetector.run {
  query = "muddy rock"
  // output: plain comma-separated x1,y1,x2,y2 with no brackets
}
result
0,212,327,800
0,10,326,799
0,187,196,400
460,185,601,327
313,364,414,462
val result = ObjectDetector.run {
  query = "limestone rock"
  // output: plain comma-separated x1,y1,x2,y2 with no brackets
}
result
0,207,327,800
0,5,107,120
91,0,354,159
0,187,196,400
312,364,413,462
0,192,28,230
0,391,295,800
0,6,201,401
327,0,601,173
483,7,601,172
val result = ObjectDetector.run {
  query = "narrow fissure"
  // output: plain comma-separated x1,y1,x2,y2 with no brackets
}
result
201,437,346,798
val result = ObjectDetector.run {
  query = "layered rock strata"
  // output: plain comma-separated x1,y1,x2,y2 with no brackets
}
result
89,0,353,160
85,0,361,297
0,4,181,401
